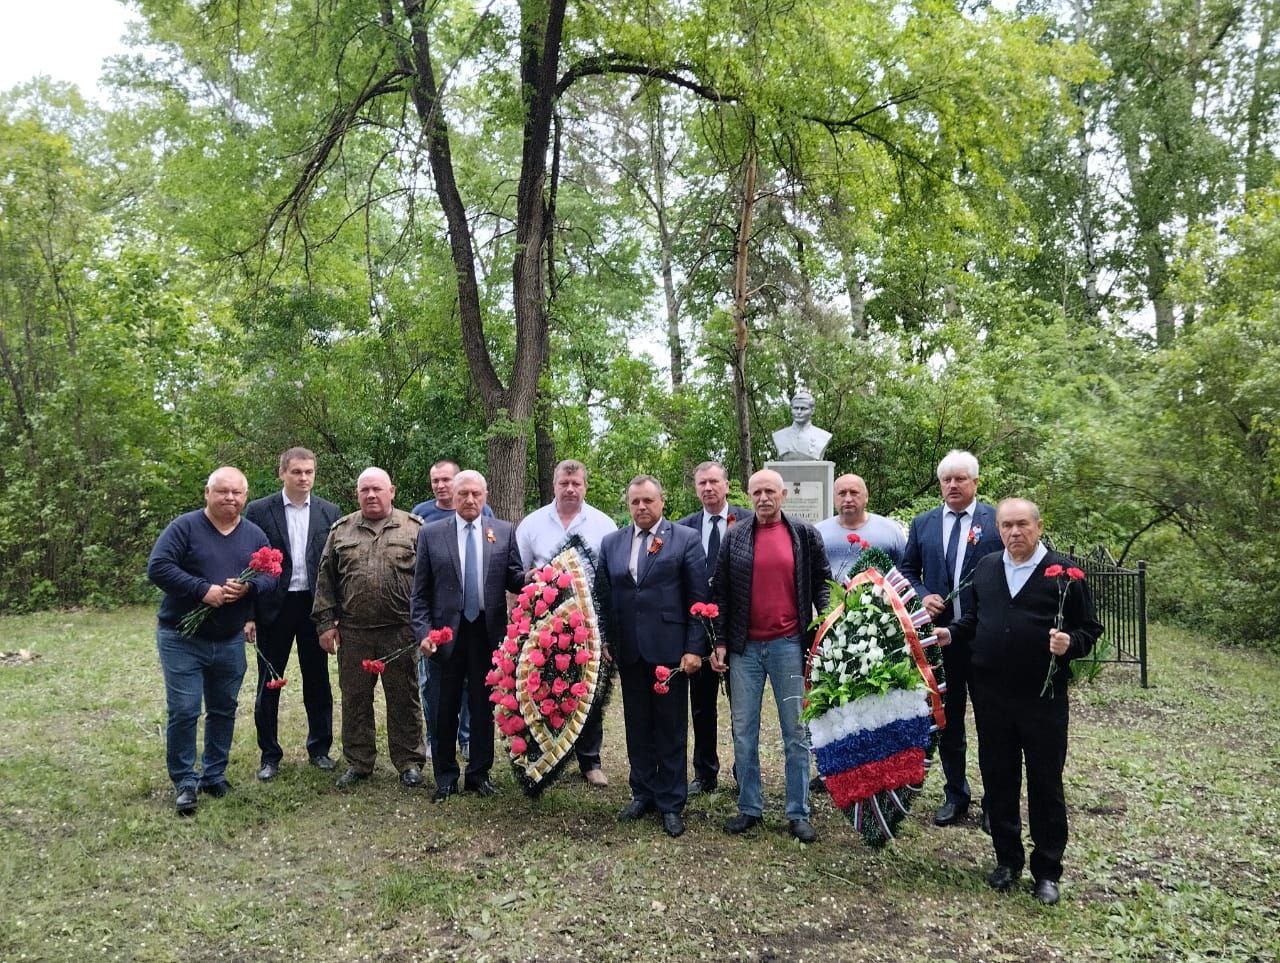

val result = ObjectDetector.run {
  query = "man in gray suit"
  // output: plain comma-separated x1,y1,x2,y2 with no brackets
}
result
411,470,525,800
243,447,342,781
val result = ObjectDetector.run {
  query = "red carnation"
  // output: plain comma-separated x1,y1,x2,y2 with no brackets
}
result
551,616,565,633
573,649,591,666
653,682,670,695
654,665,672,683
573,626,588,644
690,602,706,618
1066,567,1086,581
559,697,578,715
510,736,528,756
529,649,547,668
551,677,568,696
556,572,573,589
507,714,526,733
549,712,565,729
534,600,549,617
1044,564,1064,578
702,603,720,619
568,610,584,629
570,681,588,698
540,565,557,583
484,668,503,687
539,698,557,718
555,653,572,672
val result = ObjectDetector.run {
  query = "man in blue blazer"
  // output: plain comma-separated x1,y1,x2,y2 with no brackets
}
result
597,475,709,837
900,449,1003,827
411,470,525,800
244,447,342,781
676,460,752,795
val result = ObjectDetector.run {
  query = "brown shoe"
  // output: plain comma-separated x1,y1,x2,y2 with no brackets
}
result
583,768,608,787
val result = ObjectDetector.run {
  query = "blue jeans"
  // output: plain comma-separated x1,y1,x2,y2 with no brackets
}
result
156,625,247,790
729,636,810,820
418,654,470,754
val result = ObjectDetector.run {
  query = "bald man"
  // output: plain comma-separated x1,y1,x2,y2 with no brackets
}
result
148,467,275,816
815,474,906,582
710,469,830,843
312,468,427,789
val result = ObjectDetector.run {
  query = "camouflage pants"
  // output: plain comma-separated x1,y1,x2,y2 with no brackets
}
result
336,625,425,774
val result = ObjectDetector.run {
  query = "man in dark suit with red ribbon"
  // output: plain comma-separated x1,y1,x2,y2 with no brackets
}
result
900,449,1003,827
935,498,1102,905
244,447,342,781
411,470,525,801
597,475,709,837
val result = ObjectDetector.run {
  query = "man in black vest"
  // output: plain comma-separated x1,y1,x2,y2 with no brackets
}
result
244,447,342,781
935,498,1103,905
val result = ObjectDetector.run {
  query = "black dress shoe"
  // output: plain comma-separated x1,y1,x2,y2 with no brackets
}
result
619,798,655,821
933,800,969,826
987,865,1019,892
199,780,231,798
662,812,685,838
257,763,279,782
464,778,500,797
723,813,763,834
432,784,457,803
788,819,817,843
1033,879,1060,905
399,767,425,789
688,777,717,796
335,768,370,789
309,755,336,771
175,786,198,816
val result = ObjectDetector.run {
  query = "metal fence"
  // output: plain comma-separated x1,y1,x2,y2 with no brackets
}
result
1059,544,1148,687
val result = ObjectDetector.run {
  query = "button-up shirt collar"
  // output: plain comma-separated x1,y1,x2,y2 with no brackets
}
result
1003,542,1048,597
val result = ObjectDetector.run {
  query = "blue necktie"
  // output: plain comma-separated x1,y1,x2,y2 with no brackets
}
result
944,510,965,590
705,515,722,579
463,522,480,622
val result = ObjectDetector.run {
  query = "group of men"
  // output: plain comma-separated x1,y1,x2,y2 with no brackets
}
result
148,446,1101,903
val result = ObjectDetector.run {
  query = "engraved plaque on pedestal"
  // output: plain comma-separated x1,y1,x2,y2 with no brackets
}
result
765,460,834,524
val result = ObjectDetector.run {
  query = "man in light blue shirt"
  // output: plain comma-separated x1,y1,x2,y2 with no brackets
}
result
514,459,618,785
815,474,906,581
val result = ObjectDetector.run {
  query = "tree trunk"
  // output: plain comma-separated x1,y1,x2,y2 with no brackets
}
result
731,147,758,489
535,414,557,507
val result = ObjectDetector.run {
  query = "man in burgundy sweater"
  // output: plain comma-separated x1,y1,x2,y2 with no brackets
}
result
710,469,830,843
936,498,1103,905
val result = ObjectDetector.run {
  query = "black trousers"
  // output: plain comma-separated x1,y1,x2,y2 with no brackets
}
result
688,662,722,782
971,677,1071,882
430,616,496,789
619,658,689,814
938,640,974,808
576,698,604,773
254,590,332,765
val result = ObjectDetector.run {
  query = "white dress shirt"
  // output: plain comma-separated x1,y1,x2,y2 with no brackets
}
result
943,500,977,618
1003,542,1048,598
456,513,484,614
516,501,618,569
282,491,311,591
699,509,728,557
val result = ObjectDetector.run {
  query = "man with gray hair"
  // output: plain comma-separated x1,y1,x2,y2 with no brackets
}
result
148,467,275,815
515,458,618,785
900,449,1003,828
312,467,427,789
411,470,524,800
934,498,1102,904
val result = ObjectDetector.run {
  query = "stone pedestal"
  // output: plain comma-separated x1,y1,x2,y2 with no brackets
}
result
765,460,834,524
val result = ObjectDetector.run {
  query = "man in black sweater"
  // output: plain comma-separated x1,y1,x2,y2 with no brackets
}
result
935,498,1103,906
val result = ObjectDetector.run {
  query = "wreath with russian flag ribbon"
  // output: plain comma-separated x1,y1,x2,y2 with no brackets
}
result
804,548,947,846
487,535,614,797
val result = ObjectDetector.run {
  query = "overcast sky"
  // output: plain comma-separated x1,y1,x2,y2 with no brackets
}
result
0,0,136,100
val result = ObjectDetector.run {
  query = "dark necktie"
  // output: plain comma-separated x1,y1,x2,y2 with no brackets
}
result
637,530,653,581
463,522,481,621
706,515,722,579
944,510,965,590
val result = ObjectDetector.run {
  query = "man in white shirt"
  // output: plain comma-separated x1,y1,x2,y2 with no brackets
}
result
815,473,906,581
243,447,342,781
514,459,618,785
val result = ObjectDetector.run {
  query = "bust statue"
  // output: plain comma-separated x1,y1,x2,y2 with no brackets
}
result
772,390,832,461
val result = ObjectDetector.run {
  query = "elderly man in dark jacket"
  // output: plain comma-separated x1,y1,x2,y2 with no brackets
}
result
710,468,830,843
936,498,1103,906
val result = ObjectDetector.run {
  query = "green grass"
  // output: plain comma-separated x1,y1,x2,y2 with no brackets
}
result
1,608,1277,961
